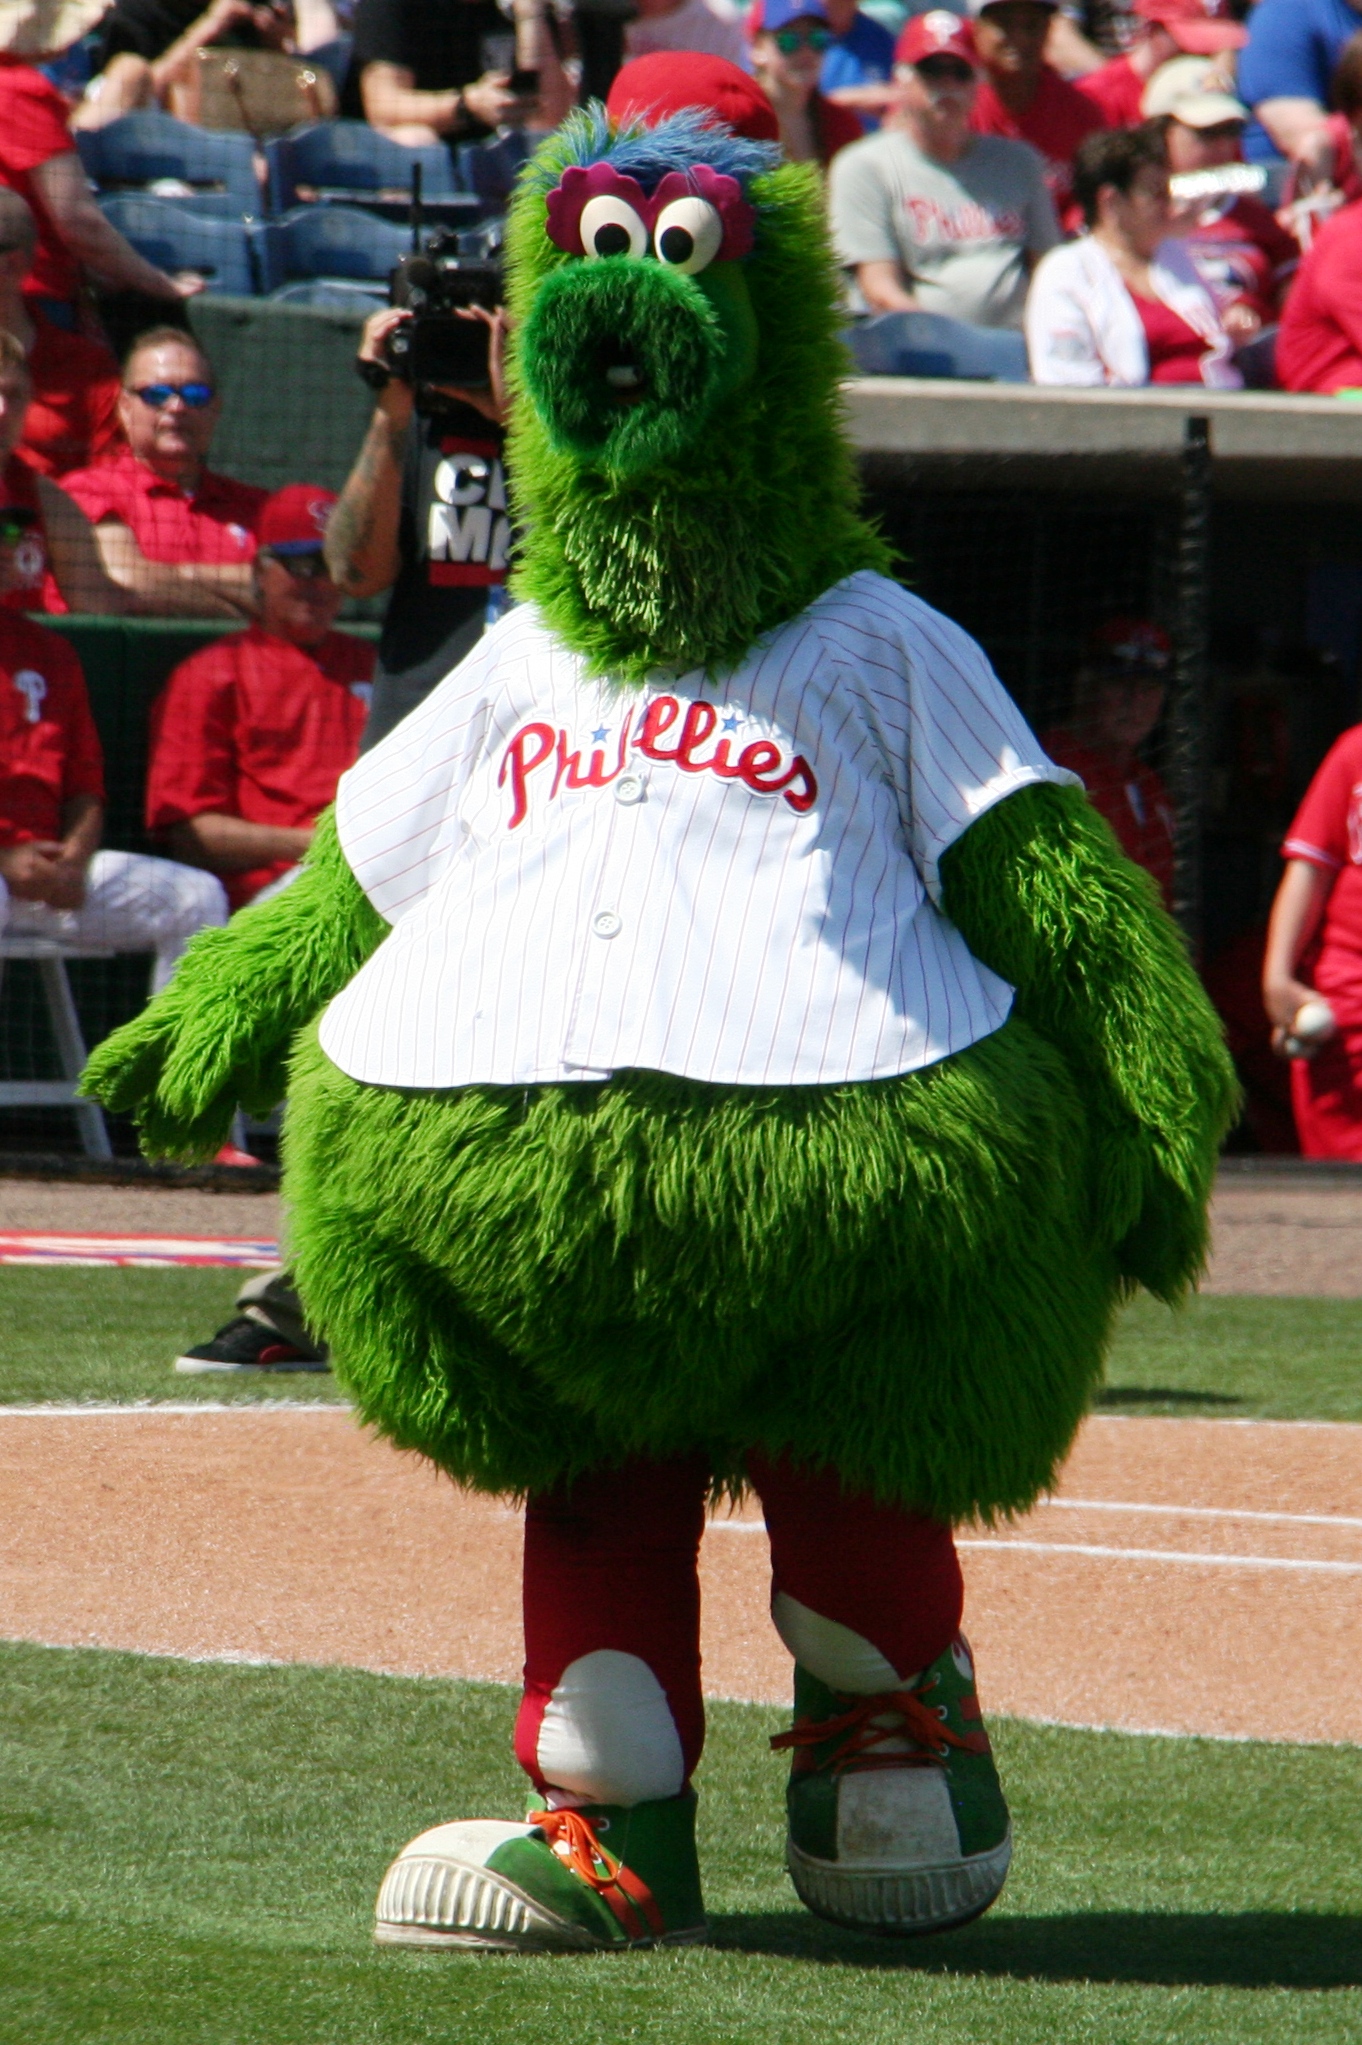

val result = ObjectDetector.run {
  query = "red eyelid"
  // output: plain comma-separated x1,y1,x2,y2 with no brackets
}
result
544,160,756,261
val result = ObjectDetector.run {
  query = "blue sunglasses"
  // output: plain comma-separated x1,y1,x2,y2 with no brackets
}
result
131,381,215,409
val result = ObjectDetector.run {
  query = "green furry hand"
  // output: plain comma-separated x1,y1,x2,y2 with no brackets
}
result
80,810,388,1163
940,782,1239,1303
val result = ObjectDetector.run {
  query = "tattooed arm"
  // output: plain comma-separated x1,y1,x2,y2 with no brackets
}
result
325,307,413,601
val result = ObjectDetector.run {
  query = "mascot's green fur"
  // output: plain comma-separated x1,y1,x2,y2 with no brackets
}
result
83,108,1235,1525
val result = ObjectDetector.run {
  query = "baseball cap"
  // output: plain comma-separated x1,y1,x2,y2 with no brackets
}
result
963,0,1056,16
605,54,780,143
1135,0,1247,56
1087,617,1173,677
257,483,337,556
896,10,977,68
1141,54,1248,126
761,0,829,32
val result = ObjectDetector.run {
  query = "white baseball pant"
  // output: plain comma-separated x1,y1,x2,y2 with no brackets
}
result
0,849,228,993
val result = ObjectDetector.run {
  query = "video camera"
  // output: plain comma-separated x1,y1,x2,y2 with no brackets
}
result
382,164,505,399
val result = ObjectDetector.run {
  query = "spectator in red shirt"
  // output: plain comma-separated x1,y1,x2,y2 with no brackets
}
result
1076,0,1246,131
1146,60,1300,344
60,327,265,617
1264,723,1362,1157
1039,616,1176,905
966,0,1105,229
1276,136,1362,393
0,0,200,327
0,603,226,992
749,0,863,164
0,187,121,478
146,484,374,910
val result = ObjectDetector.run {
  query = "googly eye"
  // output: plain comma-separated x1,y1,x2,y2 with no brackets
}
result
652,196,725,275
579,194,648,260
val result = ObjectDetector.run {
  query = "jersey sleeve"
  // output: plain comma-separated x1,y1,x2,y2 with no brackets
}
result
1238,0,1332,109
1282,727,1362,870
55,642,104,806
827,142,905,270
826,577,1080,903
145,649,240,830
0,66,78,172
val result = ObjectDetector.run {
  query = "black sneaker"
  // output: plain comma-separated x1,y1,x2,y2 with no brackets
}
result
174,1316,331,1376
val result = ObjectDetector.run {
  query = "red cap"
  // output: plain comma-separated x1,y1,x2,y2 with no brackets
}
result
895,10,977,69
1087,616,1173,676
605,53,780,143
257,483,337,555
1135,0,1247,55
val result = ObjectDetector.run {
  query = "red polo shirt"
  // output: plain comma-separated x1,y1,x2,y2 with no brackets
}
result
1277,200,1362,394
1040,728,1175,905
0,56,81,305
21,314,122,479
59,447,270,567
971,67,1104,232
0,610,102,846
146,624,374,907
1075,53,1145,129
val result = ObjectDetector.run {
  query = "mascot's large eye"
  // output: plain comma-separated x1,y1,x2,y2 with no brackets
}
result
579,194,648,260
652,196,725,275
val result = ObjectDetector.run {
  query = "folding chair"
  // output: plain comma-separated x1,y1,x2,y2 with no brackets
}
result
77,110,261,217
0,938,113,1160
98,194,260,294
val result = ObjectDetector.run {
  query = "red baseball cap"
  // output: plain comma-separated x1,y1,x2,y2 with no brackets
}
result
1087,616,1173,676
605,53,780,143
1135,0,1246,55
895,10,977,70
257,483,337,555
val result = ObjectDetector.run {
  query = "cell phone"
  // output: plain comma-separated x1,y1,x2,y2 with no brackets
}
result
508,67,540,96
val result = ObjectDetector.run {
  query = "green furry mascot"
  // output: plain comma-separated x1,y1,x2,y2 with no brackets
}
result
84,96,1234,1953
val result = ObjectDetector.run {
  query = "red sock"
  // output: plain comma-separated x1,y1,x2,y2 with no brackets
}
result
749,1450,963,1683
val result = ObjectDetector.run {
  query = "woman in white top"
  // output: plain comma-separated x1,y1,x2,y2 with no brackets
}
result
1025,121,1241,388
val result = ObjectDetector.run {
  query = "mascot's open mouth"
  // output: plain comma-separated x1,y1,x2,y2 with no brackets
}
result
599,336,648,402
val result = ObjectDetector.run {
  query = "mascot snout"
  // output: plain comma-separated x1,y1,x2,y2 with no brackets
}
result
519,258,756,474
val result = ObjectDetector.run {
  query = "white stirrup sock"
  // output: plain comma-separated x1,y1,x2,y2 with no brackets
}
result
536,1649,687,1807
772,1591,919,1693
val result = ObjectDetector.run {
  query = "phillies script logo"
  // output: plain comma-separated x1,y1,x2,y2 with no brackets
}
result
498,695,818,830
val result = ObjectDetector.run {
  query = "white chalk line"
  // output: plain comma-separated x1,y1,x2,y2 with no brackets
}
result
705,1520,1362,1572
1042,1495,1362,1531
0,1402,346,1415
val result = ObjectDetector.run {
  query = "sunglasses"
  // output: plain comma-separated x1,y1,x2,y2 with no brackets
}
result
0,505,36,545
916,57,975,83
773,23,832,51
129,382,216,410
260,549,331,580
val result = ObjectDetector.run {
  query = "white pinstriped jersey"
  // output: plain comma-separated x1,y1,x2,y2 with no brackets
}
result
319,572,1077,1090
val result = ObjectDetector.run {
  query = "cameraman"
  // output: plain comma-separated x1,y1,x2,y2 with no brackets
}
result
325,296,510,748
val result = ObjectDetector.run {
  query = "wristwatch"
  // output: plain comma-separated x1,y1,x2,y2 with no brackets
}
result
356,356,392,391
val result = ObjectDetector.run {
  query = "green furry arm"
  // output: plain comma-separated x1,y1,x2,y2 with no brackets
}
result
939,782,1238,1302
80,808,387,1162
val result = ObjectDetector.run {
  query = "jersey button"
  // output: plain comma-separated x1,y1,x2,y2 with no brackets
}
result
614,775,645,805
592,910,623,939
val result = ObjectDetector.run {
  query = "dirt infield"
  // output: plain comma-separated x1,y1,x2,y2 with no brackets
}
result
1,1408,1357,1745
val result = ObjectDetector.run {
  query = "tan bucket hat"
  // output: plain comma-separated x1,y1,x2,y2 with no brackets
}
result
0,0,110,59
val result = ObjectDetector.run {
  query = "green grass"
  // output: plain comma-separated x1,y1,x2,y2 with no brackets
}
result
0,1268,346,1404
2,1269,1360,1422
0,1642,1358,2044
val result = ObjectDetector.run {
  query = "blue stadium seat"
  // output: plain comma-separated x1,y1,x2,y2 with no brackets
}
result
843,311,1030,384
251,202,411,292
77,111,260,217
264,120,457,213
455,129,532,207
98,194,259,294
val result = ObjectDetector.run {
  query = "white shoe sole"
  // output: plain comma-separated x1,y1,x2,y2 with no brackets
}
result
787,1828,1012,1936
374,1851,706,1954
173,1356,330,1375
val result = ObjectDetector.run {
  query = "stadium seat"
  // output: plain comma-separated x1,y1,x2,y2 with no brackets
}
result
0,938,113,1160
251,202,411,292
264,120,458,213
455,129,532,207
76,111,261,217
842,311,1031,384
98,194,260,293
267,277,387,310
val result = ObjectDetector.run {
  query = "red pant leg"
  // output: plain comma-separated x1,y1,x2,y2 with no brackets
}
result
749,1451,963,1684
515,1453,709,1804
1291,1032,1362,1159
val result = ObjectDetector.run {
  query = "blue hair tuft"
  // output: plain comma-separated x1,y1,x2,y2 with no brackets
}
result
526,103,781,198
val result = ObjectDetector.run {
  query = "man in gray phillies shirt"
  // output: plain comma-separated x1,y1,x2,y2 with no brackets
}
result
829,8,1059,328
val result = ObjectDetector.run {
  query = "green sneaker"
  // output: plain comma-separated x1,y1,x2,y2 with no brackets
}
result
773,1632,1011,1935
373,1792,707,1952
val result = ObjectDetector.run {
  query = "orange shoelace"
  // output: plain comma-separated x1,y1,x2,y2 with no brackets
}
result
528,1807,666,1941
770,1679,990,1775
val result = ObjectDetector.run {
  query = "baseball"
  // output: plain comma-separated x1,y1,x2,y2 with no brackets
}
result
1293,999,1338,1045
